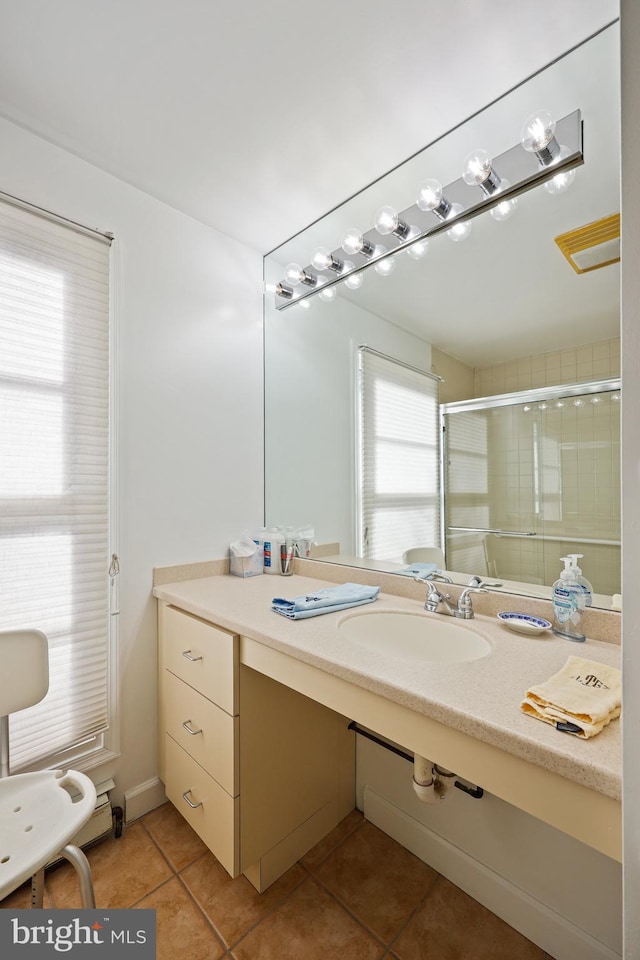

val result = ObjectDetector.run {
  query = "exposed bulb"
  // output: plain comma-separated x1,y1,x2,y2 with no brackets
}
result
284,262,317,287
521,111,560,165
446,203,472,242
318,285,337,302
545,168,576,195
310,246,344,273
263,280,293,299
374,257,396,276
462,149,500,194
297,297,311,311
344,265,364,289
407,237,429,260
489,179,518,221
417,178,450,218
342,228,374,257
374,205,410,239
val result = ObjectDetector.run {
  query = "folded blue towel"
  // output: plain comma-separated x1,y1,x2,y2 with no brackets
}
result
397,562,438,578
272,582,380,620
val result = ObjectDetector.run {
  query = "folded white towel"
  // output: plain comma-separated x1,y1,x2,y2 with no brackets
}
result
521,655,621,739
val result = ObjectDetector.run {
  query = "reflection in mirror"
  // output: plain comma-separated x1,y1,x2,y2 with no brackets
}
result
264,23,620,609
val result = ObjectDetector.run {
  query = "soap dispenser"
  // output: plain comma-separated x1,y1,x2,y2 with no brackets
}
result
566,554,593,607
552,556,587,642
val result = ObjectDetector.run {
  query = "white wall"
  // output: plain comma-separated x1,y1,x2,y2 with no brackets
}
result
621,2,640,957
0,116,264,809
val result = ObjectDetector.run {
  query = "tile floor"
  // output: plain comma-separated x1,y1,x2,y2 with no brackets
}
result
2,803,555,960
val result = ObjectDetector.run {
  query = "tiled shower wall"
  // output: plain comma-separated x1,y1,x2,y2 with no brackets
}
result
473,337,620,396
444,338,621,597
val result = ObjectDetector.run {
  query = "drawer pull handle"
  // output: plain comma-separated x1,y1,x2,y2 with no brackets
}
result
182,790,203,810
182,720,202,736
182,650,203,662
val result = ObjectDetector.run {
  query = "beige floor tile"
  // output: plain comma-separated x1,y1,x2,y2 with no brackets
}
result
142,801,207,872
301,808,364,870
46,822,173,909
392,877,547,960
135,876,226,960
0,879,52,908
232,876,384,960
181,851,306,948
314,820,438,944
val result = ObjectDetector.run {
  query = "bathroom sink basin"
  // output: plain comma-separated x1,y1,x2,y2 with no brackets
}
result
338,611,492,663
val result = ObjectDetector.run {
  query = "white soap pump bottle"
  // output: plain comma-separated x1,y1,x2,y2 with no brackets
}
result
566,554,593,607
551,556,586,642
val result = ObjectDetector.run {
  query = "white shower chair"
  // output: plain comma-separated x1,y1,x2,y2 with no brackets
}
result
402,546,446,568
0,628,97,907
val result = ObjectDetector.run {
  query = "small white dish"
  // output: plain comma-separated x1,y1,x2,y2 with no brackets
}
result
497,611,552,636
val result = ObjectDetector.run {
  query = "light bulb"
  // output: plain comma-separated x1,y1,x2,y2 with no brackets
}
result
489,179,518,221
374,205,410,239
417,178,451,219
446,203,472,242
545,167,576,195
342,229,374,258
318,285,336,302
263,281,293,299
555,400,565,409
284,262,317,287
407,237,429,260
611,393,620,402
297,297,311,311
462,149,501,194
521,111,560,166
374,257,396,276
342,262,363,289
311,246,344,273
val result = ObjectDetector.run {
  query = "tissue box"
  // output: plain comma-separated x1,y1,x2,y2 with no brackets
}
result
230,549,263,578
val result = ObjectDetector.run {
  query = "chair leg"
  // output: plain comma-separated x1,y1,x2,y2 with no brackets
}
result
31,868,45,908
61,844,96,908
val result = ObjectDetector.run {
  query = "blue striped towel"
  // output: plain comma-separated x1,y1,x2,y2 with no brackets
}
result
272,583,380,620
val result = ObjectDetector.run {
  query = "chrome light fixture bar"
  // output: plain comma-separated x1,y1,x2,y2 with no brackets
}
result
273,109,583,310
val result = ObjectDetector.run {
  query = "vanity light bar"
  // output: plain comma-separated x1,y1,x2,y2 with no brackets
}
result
273,109,583,310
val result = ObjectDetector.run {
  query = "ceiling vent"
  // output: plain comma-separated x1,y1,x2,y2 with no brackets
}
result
554,213,620,274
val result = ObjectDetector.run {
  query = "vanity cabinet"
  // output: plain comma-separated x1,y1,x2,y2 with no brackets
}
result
158,601,355,891
158,602,240,876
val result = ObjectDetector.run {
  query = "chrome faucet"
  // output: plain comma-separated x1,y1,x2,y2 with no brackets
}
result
424,583,488,619
467,575,502,588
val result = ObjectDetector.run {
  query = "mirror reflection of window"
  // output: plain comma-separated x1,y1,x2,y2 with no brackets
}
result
358,348,440,562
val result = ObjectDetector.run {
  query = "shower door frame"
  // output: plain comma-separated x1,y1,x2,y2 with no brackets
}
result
439,377,621,576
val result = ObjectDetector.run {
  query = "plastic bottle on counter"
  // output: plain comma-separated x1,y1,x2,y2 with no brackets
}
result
551,556,587,642
566,554,593,608
263,527,285,575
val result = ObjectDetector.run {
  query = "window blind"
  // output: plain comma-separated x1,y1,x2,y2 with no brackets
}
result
357,347,441,562
0,198,112,772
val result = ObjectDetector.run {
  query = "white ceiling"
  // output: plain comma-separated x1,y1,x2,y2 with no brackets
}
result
0,0,619,254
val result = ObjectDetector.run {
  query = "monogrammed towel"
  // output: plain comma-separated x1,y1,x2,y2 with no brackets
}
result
521,655,621,738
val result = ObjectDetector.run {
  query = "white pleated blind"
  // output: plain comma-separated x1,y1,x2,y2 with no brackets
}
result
357,348,441,561
0,198,111,771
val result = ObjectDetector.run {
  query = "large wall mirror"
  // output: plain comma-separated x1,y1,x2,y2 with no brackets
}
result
264,23,620,610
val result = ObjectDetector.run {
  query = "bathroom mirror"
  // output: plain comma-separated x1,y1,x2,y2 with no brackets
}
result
264,23,620,608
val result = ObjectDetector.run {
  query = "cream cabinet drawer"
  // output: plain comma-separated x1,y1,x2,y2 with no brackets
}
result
161,603,238,714
164,669,238,796
165,734,239,877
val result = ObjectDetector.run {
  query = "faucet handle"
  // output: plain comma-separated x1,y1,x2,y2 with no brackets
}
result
456,586,488,618
467,575,502,588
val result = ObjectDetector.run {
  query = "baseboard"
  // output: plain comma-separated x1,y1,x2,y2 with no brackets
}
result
123,777,167,823
363,787,620,960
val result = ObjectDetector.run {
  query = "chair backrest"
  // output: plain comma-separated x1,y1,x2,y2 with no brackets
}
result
0,629,49,717
402,546,446,568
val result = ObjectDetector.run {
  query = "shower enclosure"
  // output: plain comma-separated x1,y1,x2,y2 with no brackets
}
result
441,379,621,598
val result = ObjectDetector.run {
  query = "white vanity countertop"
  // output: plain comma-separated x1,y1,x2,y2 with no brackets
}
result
153,572,621,801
